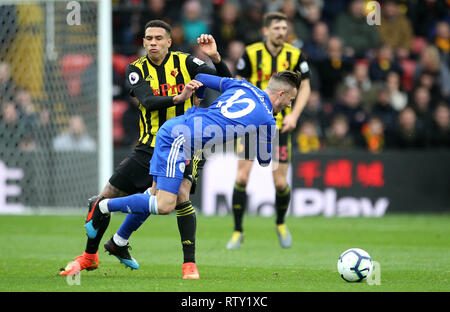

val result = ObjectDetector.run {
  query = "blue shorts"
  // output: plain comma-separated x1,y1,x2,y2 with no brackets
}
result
150,116,188,195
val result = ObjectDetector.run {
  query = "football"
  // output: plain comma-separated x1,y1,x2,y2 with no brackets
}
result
337,248,373,282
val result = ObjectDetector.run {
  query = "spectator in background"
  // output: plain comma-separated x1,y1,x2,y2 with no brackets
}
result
211,1,241,56
315,37,353,101
371,84,399,133
35,107,52,150
119,11,142,52
235,1,263,45
52,115,96,152
388,106,426,149
377,0,413,60
295,119,321,153
428,102,450,148
169,24,192,54
416,71,442,105
342,59,376,113
280,0,304,47
265,0,285,12
369,45,403,82
332,85,367,137
411,86,434,130
285,21,304,49
432,21,449,64
303,21,329,63
281,0,323,45
334,0,381,58
142,0,179,27
223,40,245,76
182,0,210,46
386,70,408,111
321,0,348,25
0,102,27,151
15,89,39,129
357,116,385,153
324,114,354,150
408,0,448,38
0,62,17,103
298,90,329,129
414,45,450,100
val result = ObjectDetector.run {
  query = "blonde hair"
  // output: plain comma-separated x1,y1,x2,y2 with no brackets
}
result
422,45,441,72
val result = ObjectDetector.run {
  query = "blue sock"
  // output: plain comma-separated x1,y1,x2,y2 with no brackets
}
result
117,213,149,240
106,193,158,214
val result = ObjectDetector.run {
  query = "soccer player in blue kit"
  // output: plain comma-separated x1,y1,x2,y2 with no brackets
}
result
85,70,301,278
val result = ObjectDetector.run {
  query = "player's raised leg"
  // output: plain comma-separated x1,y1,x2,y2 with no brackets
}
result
60,185,126,276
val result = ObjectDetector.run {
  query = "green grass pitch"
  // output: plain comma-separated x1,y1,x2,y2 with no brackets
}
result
0,213,448,292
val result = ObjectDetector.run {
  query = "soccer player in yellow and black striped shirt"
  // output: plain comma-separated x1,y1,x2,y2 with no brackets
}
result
60,20,231,279
227,12,311,250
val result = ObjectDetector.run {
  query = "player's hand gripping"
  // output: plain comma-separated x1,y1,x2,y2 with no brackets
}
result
174,80,203,104
197,34,221,63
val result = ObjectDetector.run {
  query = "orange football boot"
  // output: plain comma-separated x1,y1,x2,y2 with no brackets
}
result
182,262,200,279
60,252,99,276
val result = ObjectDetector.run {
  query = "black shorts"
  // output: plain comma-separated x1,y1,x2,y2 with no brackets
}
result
234,131,291,163
109,148,205,195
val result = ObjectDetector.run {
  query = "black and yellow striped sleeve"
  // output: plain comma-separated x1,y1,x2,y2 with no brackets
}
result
125,64,176,111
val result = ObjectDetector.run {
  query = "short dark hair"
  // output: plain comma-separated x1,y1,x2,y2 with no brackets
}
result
270,70,302,90
144,20,171,36
263,12,287,27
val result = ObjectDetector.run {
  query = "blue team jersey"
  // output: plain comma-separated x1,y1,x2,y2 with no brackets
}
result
184,76,276,163
150,74,276,190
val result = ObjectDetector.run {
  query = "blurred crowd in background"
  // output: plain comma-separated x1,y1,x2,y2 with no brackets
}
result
112,0,450,153
1,0,449,155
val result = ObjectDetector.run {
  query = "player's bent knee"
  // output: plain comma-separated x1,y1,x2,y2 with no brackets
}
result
156,192,178,215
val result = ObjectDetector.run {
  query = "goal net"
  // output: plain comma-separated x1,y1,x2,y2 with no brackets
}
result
0,0,111,212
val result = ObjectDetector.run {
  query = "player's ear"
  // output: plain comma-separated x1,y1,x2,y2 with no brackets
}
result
262,26,268,37
167,38,172,48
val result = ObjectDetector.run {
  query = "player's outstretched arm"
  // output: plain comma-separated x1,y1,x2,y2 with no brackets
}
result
197,34,220,63
126,64,179,111
281,78,311,133
196,34,232,77
193,73,226,98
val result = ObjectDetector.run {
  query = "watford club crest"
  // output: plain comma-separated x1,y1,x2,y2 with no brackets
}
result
171,68,179,78
282,60,290,70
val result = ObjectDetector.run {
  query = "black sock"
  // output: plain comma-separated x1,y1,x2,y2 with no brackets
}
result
85,214,110,254
176,201,196,263
232,182,247,232
275,185,291,225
